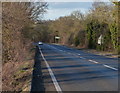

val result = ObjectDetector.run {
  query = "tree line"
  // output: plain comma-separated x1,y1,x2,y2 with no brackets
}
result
3,1,120,64
33,1,119,54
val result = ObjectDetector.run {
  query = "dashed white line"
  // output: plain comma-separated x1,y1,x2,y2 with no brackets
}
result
67,52,71,54
103,64,118,71
88,59,98,64
80,57,86,59
38,47,62,93
46,44,118,72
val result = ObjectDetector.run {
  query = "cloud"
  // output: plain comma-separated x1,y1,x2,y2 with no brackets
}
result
42,1,112,20
43,2,92,20
43,8,88,20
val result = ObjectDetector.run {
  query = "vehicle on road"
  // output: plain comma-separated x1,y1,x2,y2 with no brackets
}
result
38,42,43,45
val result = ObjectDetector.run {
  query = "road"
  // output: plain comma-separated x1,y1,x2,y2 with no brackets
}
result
38,43,118,92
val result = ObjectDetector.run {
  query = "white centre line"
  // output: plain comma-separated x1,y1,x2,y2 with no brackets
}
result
88,59,98,64
103,64,118,71
47,45,118,71
38,47,62,93
67,52,71,54
80,57,86,59
58,49,62,52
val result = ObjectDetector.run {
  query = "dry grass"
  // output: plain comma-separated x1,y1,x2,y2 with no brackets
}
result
2,60,34,92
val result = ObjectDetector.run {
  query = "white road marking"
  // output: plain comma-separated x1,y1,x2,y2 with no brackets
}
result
103,64,118,71
47,45,64,52
48,45,80,57
67,52,71,54
80,57,86,59
38,47,62,93
88,59,98,64
47,45,57,50
46,44,118,72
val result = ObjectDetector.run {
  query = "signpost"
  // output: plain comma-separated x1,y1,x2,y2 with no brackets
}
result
55,36,60,43
54,31,60,43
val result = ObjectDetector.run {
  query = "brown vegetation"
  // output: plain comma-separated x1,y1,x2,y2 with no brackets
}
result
2,60,34,91
2,2,47,91
2,2,48,63
2,1,120,91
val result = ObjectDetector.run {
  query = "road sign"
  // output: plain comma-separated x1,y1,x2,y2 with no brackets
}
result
55,36,60,39
98,35,103,45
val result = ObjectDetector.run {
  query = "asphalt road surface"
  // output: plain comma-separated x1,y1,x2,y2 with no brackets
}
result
37,43,118,92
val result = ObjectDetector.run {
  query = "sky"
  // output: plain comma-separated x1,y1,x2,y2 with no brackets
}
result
42,2,93,20
42,0,114,20
43,2,92,20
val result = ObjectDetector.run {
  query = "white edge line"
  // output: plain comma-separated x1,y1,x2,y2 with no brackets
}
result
38,47,62,93
103,64,118,71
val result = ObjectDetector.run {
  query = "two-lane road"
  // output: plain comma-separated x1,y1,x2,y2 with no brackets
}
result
39,43,118,92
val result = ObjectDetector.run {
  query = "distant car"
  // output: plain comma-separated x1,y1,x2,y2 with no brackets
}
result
38,42,43,45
